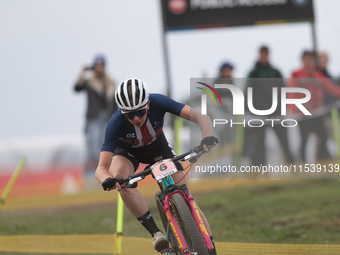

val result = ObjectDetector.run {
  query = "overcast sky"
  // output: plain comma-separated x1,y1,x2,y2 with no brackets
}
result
1,0,340,140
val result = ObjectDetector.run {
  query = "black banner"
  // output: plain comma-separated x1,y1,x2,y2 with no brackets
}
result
162,0,314,31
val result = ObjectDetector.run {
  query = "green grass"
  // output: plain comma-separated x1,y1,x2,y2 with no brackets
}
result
1,178,340,247
198,178,340,244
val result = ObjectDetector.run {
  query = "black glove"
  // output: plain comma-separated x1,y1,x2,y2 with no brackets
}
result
102,177,119,191
201,136,219,147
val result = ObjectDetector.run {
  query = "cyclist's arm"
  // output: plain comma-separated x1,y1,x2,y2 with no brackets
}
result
180,105,214,139
96,112,122,184
95,151,114,184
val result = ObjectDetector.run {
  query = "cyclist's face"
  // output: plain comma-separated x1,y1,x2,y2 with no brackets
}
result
126,102,149,127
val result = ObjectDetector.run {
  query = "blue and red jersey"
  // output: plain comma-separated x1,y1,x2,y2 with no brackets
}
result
101,94,185,153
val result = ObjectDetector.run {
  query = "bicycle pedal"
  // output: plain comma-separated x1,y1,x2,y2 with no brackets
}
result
160,248,175,254
159,248,169,254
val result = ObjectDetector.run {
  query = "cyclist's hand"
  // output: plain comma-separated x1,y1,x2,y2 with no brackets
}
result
102,177,120,191
201,136,219,152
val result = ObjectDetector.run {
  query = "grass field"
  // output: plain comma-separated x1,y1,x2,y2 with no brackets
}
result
0,178,339,254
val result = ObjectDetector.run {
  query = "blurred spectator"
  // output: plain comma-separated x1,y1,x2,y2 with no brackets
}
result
74,55,117,176
317,51,340,142
214,62,234,98
318,52,331,78
244,46,294,165
213,62,235,145
318,51,340,105
288,50,340,162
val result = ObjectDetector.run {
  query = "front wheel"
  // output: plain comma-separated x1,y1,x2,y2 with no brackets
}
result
171,193,209,255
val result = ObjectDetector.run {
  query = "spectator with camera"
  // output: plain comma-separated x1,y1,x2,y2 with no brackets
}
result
74,54,117,177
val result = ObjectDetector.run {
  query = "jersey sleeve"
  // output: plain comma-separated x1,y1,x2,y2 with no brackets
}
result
151,94,185,116
101,112,123,153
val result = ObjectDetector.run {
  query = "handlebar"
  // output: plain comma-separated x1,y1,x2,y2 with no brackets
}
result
117,144,206,187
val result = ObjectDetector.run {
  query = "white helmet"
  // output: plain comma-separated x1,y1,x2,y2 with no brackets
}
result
115,78,150,111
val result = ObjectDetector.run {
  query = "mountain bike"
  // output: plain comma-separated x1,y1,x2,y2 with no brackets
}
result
116,144,214,255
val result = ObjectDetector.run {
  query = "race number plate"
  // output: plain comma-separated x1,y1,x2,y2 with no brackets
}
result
151,159,178,181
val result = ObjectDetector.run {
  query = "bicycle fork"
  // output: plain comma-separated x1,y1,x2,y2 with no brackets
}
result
163,190,214,254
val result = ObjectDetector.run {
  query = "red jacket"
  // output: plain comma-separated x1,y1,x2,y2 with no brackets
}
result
287,68,340,114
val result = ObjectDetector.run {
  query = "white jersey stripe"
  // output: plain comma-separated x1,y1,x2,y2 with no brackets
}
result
146,119,156,137
133,125,143,146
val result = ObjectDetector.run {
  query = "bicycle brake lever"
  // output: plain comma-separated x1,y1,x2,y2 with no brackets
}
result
120,182,138,189
188,149,205,163
197,150,205,158
119,182,128,189
121,175,144,189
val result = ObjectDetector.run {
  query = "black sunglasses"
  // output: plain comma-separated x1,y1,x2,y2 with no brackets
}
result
121,105,148,120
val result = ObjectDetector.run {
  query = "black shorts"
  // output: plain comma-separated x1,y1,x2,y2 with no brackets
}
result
113,132,184,172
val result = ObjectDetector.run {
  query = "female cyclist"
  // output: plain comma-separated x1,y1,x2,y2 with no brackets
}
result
95,78,218,254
